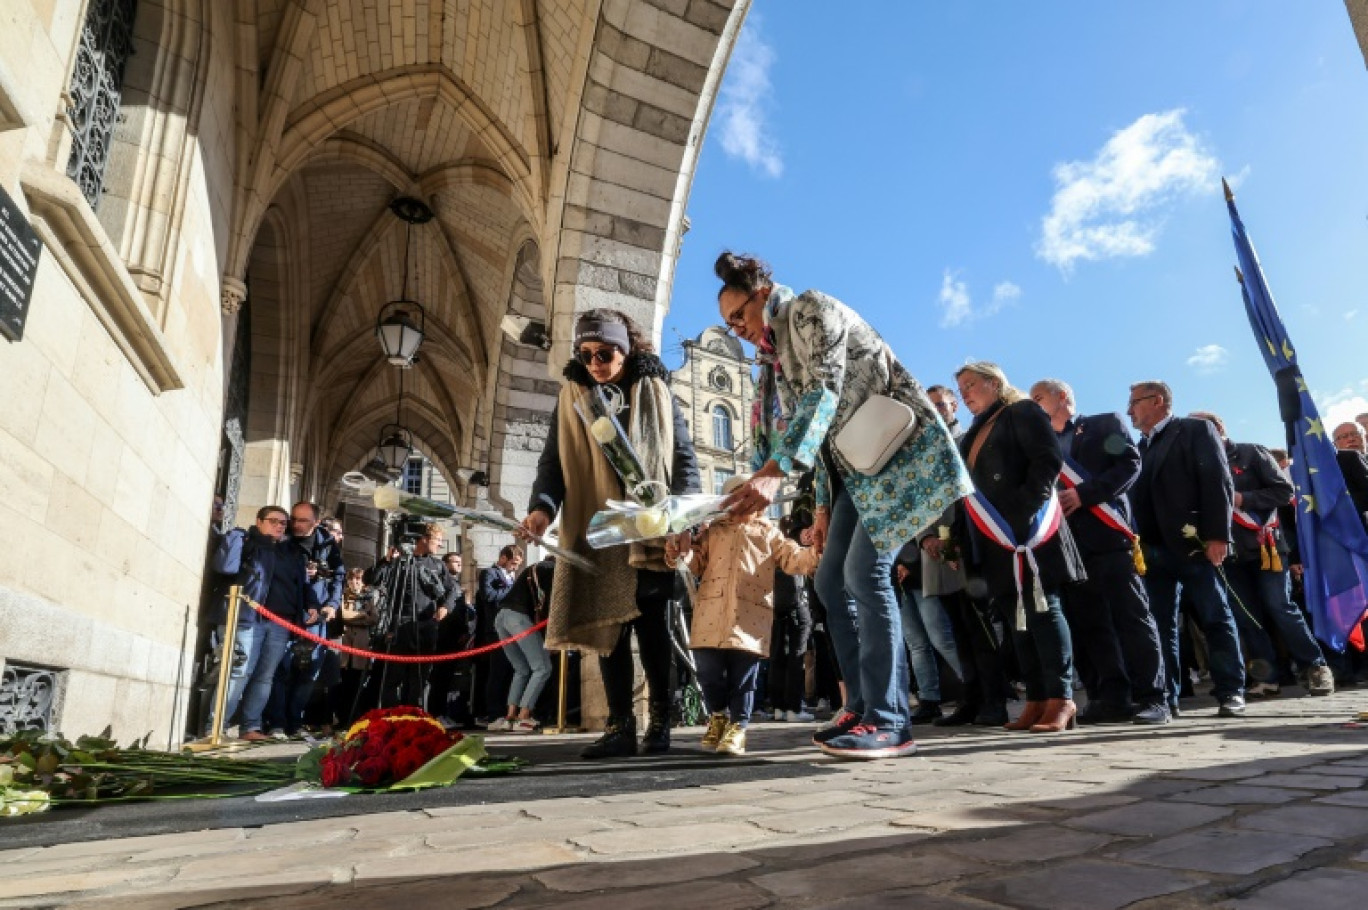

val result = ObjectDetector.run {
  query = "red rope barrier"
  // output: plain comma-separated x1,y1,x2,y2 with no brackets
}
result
239,597,549,663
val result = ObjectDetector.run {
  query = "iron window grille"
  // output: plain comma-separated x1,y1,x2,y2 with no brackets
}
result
65,0,138,210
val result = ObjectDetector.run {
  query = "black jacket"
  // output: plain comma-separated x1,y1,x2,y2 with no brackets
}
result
1226,440,1294,563
292,527,346,610
1130,416,1234,559
1337,450,1368,527
959,400,1086,599
499,560,556,619
529,352,702,517
1057,412,1141,557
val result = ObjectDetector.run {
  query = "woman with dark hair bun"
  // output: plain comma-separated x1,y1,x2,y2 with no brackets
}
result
519,308,700,759
716,250,973,759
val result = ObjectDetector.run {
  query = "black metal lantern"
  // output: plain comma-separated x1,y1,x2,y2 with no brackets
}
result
376,423,413,473
375,196,435,367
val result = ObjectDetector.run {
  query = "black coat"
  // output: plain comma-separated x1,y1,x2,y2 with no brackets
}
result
529,351,702,517
1130,416,1233,559
1058,412,1141,556
1337,450,1368,528
1226,440,1294,563
959,400,1086,599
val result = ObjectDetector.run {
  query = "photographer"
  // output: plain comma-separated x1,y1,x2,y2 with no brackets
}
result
375,523,463,707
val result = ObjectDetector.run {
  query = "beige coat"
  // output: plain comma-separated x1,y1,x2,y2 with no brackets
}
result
681,516,819,656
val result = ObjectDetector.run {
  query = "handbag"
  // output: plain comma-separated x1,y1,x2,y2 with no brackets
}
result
832,394,918,476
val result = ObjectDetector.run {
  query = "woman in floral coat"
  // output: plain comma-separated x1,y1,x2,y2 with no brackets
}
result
716,252,973,759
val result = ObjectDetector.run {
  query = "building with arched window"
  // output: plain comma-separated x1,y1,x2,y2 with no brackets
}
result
0,0,751,742
672,327,754,495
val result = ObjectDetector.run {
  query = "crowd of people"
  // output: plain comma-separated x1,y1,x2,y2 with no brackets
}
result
200,249,1368,764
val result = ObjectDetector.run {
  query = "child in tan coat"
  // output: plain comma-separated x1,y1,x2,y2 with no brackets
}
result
666,475,819,755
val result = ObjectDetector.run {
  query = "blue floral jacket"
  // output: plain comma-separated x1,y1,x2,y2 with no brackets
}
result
753,285,972,557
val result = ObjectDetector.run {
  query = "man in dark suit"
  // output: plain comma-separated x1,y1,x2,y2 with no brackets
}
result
1333,422,1368,525
1031,380,1169,725
1126,381,1245,718
1192,412,1333,698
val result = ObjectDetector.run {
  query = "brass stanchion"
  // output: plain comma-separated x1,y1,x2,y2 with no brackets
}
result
184,586,247,753
542,649,582,734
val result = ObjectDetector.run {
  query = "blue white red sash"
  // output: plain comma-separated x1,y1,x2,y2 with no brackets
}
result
964,491,1063,630
1232,507,1282,571
1059,457,1137,541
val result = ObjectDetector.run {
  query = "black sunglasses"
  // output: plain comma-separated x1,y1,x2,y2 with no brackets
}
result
577,348,618,365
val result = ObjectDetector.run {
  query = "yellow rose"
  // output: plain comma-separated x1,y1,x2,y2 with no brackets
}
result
590,416,618,445
635,508,670,539
0,789,50,817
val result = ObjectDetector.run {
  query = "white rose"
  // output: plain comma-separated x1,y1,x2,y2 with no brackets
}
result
373,485,402,510
634,509,669,539
1181,523,1199,539
938,526,952,541
590,416,618,445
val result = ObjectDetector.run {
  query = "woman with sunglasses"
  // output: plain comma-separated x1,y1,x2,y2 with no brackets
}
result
519,309,700,759
715,252,973,759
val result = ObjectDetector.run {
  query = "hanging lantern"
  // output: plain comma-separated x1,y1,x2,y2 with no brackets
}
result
375,196,434,367
377,423,413,473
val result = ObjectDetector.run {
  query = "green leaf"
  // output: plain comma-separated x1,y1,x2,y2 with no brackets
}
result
387,737,488,791
294,745,327,782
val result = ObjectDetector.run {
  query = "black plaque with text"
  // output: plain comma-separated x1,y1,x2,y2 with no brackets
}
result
0,182,42,342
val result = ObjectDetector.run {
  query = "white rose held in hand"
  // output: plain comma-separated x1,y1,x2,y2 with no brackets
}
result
634,508,669,539
590,416,618,445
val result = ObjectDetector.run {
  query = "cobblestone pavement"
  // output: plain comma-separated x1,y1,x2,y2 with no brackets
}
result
3,690,1367,909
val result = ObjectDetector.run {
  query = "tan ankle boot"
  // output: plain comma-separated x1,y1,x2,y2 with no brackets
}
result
1030,698,1077,733
1004,700,1047,731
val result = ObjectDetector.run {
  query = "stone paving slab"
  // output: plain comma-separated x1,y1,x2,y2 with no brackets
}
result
1,692,1366,909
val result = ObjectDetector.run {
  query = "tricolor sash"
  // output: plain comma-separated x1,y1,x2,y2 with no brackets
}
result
1232,507,1282,572
964,491,1063,631
1059,455,1147,576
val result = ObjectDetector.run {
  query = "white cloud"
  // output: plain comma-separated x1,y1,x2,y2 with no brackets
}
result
717,20,782,178
938,272,1020,328
1186,344,1230,374
1315,386,1368,429
1345,309,1359,321
1037,109,1220,272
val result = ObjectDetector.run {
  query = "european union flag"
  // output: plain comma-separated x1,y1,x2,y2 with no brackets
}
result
1226,180,1368,651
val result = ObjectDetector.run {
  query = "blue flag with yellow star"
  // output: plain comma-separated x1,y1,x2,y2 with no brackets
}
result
1227,183,1368,651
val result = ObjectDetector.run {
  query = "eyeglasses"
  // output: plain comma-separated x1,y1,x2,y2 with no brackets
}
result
263,517,288,526
723,290,760,333
1127,394,1160,408
576,348,618,366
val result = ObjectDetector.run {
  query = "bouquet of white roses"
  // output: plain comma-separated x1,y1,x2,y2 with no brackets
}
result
584,494,733,549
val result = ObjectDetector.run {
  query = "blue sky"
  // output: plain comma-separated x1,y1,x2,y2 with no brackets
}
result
663,1,1368,446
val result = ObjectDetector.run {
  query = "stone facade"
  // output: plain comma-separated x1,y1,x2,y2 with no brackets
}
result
0,0,750,743
672,326,754,493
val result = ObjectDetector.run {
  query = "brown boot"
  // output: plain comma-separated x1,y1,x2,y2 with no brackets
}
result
1004,700,1047,731
1030,699,1077,733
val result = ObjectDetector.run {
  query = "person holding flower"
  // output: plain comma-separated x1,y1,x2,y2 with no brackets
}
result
666,474,819,755
715,252,972,759
1126,381,1246,718
520,310,700,759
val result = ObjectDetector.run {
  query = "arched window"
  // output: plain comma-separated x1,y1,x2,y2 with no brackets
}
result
712,405,733,451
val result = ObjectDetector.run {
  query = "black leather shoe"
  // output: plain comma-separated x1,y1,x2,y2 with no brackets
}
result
581,717,638,759
908,701,942,725
640,703,672,754
1167,700,1182,719
972,703,1009,726
1131,703,1172,725
1217,695,1246,718
933,704,978,727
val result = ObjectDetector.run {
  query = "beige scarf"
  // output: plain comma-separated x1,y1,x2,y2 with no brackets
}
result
545,376,675,655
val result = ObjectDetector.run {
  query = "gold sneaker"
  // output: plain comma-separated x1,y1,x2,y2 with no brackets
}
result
700,713,728,751
716,722,747,756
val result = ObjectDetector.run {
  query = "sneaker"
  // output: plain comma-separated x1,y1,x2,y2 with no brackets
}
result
700,713,728,751
267,728,288,742
1217,694,1247,718
908,701,942,725
787,708,815,723
1306,664,1335,697
511,718,541,734
1246,682,1280,698
818,724,916,760
812,709,860,745
716,722,747,756
815,698,832,713
487,717,514,732
1131,703,1172,725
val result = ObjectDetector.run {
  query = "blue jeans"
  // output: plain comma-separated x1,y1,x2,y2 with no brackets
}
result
494,609,552,710
899,589,963,703
693,648,762,726
1224,561,1326,676
1144,546,1245,702
815,488,909,729
205,620,276,734
237,621,292,733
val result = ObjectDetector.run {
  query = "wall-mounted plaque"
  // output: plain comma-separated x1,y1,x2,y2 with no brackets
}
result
0,182,42,342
